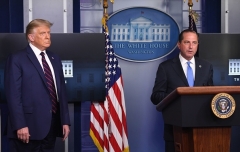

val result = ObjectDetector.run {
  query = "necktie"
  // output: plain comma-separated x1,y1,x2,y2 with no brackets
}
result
187,61,194,87
40,52,58,113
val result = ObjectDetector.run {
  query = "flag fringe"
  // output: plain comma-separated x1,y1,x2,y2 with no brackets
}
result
90,129,104,152
123,147,130,152
90,26,129,152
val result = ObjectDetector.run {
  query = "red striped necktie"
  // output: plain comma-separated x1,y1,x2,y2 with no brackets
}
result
40,52,58,113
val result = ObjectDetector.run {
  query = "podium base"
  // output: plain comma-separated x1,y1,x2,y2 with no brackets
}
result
173,126,231,152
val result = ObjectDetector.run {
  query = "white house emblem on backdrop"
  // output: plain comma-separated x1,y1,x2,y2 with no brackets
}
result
62,60,73,78
229,59,240,75
111,17,170,42
108,7,180,62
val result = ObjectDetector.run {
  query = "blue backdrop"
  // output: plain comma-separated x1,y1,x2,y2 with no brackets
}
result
0,0,222,152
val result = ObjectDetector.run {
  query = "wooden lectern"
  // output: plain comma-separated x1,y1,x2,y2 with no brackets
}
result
156,86,240,152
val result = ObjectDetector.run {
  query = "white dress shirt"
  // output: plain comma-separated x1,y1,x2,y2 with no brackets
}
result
179,53,195,80
29,43,59,100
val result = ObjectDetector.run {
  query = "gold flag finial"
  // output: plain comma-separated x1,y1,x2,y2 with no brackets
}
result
184,0,198,4
186,0,199,23
101,0,114,32
188,0,193,11
184,0,199,11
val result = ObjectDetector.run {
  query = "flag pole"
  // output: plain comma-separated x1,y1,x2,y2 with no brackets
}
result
90,1,130,151
188,0,194,21
186,0,199,26
102,0,114,32
102,0,108,32
185,0,200,13
188,0,193,12
186,0,199,56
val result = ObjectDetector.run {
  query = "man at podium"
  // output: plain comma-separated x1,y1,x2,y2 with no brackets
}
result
150,29,213,152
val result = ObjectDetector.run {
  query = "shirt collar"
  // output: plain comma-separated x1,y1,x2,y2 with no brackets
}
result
179,53,195,65
29,43,46,56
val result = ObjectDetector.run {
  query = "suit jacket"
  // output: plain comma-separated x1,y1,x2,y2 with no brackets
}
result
150,56,213,140
4,45,71,140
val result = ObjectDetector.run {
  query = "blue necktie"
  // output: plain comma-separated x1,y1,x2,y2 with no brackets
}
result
40,52,58,113
187,61,194,87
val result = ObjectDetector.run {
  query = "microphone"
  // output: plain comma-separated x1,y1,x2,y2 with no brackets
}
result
202,82,213,86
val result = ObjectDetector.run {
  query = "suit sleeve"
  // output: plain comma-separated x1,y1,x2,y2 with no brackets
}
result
150,63,168,105
57,57,71,126
207,64,214,86
4,54,27,131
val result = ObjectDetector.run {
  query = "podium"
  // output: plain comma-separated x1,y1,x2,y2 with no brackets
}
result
156,86,240,152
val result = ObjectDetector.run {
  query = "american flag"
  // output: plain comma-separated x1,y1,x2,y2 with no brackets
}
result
90,27,129,152
189,13,197,33
189,12,199,57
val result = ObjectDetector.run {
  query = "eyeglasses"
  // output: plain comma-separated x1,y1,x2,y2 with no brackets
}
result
182,41,198,46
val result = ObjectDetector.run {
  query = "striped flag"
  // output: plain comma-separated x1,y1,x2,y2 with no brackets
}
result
90,27,129,152
188,13,197,33
189,11,199,57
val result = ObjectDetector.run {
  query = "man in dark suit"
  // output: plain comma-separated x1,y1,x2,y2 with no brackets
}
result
150,29,213,152
4,19,71,152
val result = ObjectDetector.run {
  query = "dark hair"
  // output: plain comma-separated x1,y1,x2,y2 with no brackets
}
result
26,19,53,40
178,29,199,42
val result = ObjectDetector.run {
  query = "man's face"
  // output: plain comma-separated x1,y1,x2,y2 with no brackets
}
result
28,25,51,51
177,32,198,61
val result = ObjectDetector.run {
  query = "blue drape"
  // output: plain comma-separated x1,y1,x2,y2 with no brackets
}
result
0,0,23,33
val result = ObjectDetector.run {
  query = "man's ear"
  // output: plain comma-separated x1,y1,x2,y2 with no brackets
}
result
177,42,180,49
28,34,34,42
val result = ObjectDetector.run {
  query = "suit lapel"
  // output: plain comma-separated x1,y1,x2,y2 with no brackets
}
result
171,57,189,86
194,58,203,86
26,46,49,88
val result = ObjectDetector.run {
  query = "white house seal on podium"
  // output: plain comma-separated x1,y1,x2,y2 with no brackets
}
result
211,93,236,119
